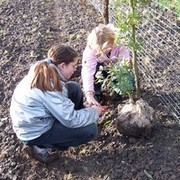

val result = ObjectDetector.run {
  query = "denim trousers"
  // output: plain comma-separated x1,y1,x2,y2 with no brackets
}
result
26,81,98,150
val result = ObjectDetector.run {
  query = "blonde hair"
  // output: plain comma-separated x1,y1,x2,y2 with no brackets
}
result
87,24,115,54
31,44,78,92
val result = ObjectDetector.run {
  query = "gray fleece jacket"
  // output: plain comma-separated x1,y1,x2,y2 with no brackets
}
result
10,63,99,141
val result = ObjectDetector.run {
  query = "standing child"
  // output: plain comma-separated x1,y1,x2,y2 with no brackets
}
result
81,24,132,106
10,44,104,163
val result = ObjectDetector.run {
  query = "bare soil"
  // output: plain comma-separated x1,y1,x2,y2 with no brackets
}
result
0,0,179,179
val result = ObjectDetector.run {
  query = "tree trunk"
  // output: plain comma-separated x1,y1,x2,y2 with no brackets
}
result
130,0,140,97
102,0,109,24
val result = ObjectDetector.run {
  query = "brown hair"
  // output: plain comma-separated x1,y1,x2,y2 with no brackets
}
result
31,44,78,92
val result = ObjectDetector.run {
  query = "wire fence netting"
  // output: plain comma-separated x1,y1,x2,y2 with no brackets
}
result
90,0,180,121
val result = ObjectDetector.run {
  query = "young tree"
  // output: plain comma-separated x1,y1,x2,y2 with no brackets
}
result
100,0,151,99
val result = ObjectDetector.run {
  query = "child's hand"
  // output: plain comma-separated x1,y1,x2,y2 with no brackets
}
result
92,105,104,116
86,92,100,106
101,105,108,112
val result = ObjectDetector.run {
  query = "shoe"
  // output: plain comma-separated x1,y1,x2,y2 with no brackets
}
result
28,146,58,163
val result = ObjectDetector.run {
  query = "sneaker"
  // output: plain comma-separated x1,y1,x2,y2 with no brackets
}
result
29,146,58,163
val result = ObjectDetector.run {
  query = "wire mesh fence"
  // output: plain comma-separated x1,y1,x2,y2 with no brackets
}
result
90,0,180,121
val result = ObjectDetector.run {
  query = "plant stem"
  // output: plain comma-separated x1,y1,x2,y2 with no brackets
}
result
129,0,140,98
128,93,134,103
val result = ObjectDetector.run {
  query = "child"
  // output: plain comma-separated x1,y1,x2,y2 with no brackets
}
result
81,24,131,106
10,44,104,163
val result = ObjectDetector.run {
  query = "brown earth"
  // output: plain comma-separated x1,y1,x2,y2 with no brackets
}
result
0,0,180,179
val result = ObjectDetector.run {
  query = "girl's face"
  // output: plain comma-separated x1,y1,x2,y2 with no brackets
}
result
102,42,114,54
96,42,114,62
58,57,78,79
96,42,114,56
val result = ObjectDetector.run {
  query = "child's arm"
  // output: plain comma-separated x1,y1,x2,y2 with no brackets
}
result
81,48,100,105
111,45,130,62
42,91,100,128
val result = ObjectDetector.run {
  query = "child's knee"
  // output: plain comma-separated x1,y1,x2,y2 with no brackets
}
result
67,81,81,92
84,123,98,140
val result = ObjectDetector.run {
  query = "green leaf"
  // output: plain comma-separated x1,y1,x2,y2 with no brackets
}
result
103,119,111,126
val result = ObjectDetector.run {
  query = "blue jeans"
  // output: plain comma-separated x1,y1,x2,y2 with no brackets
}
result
25,81,98,150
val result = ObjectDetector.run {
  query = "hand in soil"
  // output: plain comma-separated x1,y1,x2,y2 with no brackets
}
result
100,105,108,112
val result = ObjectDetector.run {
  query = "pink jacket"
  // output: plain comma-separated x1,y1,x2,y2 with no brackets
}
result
81,45,130,93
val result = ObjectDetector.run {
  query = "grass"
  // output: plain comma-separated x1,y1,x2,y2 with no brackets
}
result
156,0,180,15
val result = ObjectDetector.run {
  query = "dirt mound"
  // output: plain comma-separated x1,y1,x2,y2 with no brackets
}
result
0,0,179,179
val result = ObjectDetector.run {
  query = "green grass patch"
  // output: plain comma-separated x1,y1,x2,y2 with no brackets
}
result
156,0,180,15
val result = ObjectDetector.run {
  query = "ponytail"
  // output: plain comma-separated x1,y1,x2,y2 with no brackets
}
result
31,61,62,92
31,43,78,92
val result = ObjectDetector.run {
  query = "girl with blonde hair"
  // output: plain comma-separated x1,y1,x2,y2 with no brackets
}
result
81,24,130,106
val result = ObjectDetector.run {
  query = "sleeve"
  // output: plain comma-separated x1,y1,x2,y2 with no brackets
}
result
81,47,97,93
111,45,130,61
41,91,99,128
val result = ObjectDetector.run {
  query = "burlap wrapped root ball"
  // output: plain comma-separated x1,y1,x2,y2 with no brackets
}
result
116,99,154,138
